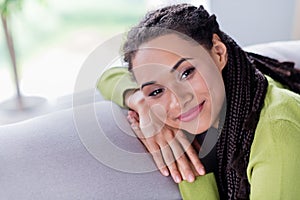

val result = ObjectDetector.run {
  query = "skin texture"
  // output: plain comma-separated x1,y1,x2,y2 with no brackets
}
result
132,34,227,134
126,33,228,183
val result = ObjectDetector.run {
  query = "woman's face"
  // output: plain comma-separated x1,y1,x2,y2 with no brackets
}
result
131,34,227,134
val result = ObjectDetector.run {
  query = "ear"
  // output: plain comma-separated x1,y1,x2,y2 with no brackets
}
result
209,34,227,71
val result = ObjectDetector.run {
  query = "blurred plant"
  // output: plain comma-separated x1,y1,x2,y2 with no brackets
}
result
1,0,24,101
0,0,44,110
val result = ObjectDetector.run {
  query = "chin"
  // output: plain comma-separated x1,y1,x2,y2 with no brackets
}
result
182,124,209,135
168,120,209,134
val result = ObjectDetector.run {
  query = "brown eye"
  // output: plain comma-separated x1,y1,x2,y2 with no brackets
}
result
180,67,195,80
148,88,164,97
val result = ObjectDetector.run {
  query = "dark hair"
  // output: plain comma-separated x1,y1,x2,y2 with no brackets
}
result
123,3,300,94
123,4,222,69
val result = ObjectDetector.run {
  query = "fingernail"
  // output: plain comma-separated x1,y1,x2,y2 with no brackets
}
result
162,170,169,176
198,167,205,175
188,174,195,182
175,176,181,183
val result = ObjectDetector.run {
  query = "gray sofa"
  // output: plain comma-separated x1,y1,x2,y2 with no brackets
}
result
0,40,299,200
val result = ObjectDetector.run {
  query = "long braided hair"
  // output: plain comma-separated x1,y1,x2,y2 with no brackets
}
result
123,4,300,199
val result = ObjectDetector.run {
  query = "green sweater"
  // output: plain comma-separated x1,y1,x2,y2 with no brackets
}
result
97,67,300,199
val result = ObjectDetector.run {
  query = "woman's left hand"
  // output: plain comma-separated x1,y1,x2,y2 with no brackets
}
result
127,110,205,183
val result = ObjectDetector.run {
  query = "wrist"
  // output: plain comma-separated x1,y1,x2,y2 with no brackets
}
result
124,89,135,108
124,89,145,111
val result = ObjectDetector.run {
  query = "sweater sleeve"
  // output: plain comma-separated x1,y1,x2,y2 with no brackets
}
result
178,173,220,200
247,119,300,199
97,67,138,108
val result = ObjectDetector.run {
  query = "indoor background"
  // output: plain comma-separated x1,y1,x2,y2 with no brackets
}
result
0,0,299,124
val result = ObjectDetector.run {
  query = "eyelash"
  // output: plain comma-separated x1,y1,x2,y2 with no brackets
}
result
148,88,164,97
147,66,195,97
180,67,195,80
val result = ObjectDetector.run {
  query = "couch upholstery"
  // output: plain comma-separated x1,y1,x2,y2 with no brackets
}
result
0,40,299,199
0,102,180,199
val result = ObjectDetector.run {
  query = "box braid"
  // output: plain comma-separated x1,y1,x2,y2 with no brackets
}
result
122,4,300,199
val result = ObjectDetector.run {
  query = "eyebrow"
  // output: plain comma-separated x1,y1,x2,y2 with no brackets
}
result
140,57,193,89
170,57,193,72
141,81,156,89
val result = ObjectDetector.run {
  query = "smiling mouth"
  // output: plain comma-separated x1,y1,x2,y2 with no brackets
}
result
178,101,205,122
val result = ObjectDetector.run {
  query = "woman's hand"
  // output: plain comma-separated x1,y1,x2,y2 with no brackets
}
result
125,90,205,183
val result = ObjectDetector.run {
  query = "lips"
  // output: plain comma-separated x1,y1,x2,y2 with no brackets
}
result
178,101,205,122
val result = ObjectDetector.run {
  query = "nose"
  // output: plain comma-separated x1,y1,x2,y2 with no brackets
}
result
170,82,194,109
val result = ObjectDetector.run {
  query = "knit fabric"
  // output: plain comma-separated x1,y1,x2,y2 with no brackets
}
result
216,34,300,199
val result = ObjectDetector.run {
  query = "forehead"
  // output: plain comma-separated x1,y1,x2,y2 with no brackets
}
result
134,34,202,61
131,34,211,84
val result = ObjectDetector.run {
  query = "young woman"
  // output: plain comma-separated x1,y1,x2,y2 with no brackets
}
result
98,4,300,199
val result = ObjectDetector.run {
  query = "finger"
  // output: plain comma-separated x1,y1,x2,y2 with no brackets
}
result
130,122,145,139
176,155,196,182
127,112,138,123
131,111,139,121
127,115,135,124
192,138,201,153
130,123,154,156
130,122,152,141
168,161,182,183
185,144,205,175
175,131,205,176
159,142,182,183
167,135,196,182
128,110,139,122
127,110,134,118
130,121,139,130
147,141,169,177
128,115,140,127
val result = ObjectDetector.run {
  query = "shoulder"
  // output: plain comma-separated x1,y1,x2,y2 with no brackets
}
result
249,75,300,163
259,76,300,125
247,77,300,198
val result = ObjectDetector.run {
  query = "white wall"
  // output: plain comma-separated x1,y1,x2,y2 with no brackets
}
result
146,0,299,46
146,0,210,10
210,0,298,46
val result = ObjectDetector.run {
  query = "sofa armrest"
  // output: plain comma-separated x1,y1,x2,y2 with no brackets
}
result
0,102,181,199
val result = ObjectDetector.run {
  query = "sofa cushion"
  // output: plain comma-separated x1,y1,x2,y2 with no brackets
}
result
0,102,181,199
244,40,300,69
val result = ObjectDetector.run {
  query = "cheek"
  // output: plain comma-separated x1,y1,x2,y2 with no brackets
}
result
146,93,179,121
190,73,208,96
146,96,169,121
168,93,180,110
148,103,168,123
